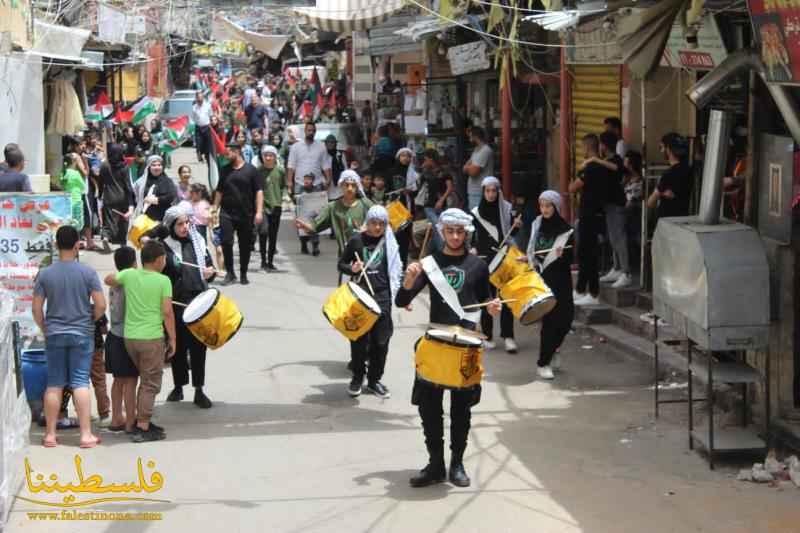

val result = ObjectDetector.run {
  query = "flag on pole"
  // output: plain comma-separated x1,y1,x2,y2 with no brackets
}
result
85,91,113,122
208,126,229,191
158,116,195,154
129,96,157,125
115,104,134,125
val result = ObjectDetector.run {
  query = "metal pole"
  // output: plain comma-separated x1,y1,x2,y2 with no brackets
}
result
640,78,647,289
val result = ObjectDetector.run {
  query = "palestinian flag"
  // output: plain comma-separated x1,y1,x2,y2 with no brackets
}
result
115,104,134,125
85,91,113,122
130,96,157,125
159,116,195,154
208,126,229,192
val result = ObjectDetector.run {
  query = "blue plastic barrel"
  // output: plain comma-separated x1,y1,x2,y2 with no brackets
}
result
21,349,47,404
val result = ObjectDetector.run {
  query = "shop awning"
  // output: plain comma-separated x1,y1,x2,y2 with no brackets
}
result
394,14,487,42
211,14,290,59
293,0,405,33
615,0,684,78
32,21,91,64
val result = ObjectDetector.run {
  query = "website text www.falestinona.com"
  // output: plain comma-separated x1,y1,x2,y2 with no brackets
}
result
26,510,162,521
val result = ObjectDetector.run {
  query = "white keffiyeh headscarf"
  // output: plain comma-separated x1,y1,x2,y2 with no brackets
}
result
437,208,475,238
163,203,208,272
366,205,402,301
395,147,419,191
339,169,366,198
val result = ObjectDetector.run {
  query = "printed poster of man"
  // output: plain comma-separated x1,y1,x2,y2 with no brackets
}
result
749,0,800,82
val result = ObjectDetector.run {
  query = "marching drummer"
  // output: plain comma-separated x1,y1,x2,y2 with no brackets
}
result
470,176,522,354
145,205,217,408
294,170,373,260
395,208,501,489
337,205,402,398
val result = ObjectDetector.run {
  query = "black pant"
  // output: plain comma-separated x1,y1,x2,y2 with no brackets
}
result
539,306,572,368
102,204,129,245
397,225,411,268
576,212,602,296
221,212,253,278
350,310,393,383
480,285,514,340
196,125,211,159
258,207,281,264
172,305,207,387
412,380,481,463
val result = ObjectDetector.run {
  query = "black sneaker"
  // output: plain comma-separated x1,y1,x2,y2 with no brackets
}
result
194,388,213,409
148,422,166,434
220,273,237,286
264,263,278,273
131,426,166,443
240,276,250,286
410,463,446,488
348,376,363,397
260,261,268,271
166,387,183,402
312,246,320,257
366,381,391,399
301,245,310,255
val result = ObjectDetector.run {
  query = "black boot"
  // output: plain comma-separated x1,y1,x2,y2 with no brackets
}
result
449,447,470,487
221,273,237,286
166,387,183,402
240,270,250,286
301,241,309,254
193,387,212,409
312,242,320,257
410,449,446,488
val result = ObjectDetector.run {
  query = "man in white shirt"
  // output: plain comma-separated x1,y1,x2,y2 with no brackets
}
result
192,92,213,163
462,126,494,210
604,117,628,159
286,122,332,196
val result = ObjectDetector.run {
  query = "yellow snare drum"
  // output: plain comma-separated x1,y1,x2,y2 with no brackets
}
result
386,200,412,232
322,282,381,341
128,214,157,250
488,245,529,289
183,288,243,349
499,271,556,325
415,329,484,389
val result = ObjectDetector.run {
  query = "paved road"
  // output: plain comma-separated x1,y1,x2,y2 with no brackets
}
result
6,150,799,532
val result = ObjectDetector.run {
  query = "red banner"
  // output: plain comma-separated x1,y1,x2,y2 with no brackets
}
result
748,0,800,82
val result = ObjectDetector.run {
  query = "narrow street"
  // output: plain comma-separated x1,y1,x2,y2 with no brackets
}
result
6,153,798,533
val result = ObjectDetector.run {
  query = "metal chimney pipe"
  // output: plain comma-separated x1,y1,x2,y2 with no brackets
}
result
688,48,800,146
698,110,732,225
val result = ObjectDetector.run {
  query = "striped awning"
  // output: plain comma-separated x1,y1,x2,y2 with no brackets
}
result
293,0,406,33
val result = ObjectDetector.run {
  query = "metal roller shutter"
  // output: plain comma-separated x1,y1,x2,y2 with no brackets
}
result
571,65,621,178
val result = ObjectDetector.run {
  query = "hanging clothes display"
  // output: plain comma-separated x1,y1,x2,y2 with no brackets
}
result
46,76,85,136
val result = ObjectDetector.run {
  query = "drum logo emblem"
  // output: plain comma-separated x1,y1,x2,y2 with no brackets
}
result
460,348,480,379
344,310,365,331
443,267,465,292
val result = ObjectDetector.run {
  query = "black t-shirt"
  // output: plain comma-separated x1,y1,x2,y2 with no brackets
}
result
657,162,693,218
422,167,447,208
339,232,391,308
395,251,490,330
605,154,626,206
218,163,263,219
579,161,608,215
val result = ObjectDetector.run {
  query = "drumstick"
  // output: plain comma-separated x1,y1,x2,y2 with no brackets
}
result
419,223,432,259
178,260,226,275
112,208,128,217
172,301,188,307
354,252,375,296
533,245,572,256
462,298,518,310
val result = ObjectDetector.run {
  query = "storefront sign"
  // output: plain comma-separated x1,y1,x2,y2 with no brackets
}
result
0,194,71,337
748,0,800,83
447,42,491,76
660,15,727,69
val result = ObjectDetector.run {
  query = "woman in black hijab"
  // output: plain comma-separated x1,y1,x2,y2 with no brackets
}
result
526,190,575,380
134,155,177,222
100,144,135,245
470,176,520,353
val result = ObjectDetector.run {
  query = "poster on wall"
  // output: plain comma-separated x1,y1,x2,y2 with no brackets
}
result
0,194,72,338
748,0,800,83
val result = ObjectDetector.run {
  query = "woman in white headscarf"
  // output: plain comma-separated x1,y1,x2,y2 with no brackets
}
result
145,204,217,407
470,176,521,353
133,155,177,222
336,204,400,399
525,190,574,380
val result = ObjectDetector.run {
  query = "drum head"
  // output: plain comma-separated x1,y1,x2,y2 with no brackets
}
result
487,245,509,273
426,329,483,347
348,282,381,315
184,289,219,323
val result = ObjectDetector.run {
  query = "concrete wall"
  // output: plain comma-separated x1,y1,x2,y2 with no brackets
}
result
0,53,45,176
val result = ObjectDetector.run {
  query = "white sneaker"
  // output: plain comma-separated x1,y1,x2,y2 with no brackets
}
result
573,290,584,301
600,269,621,283
551,352,561,370
537,366,555,380
575,294,600,306
483,340,497,350
611,273,632,288
504,338,518,353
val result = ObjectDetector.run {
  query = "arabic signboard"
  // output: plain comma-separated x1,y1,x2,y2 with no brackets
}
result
660,15,727,69
0,194,71,337
748,0,800,83
447,41,492,76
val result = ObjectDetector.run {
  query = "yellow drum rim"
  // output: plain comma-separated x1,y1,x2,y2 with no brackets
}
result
184,288,244,348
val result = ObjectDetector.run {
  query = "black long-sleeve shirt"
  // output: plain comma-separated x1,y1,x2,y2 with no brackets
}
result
470,210,519,260
395,251,490,330
338,232,391,309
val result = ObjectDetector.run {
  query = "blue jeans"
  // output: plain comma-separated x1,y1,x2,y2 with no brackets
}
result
424,207,443,252
45,334,94,389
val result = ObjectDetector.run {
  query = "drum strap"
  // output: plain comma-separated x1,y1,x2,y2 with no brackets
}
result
541,229,574,272
420,256,480,323
470,207,499,243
